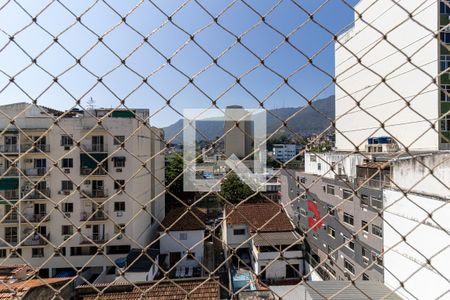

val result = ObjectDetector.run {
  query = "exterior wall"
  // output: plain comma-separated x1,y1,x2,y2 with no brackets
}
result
280,170,384,281
224,106,252,159
0,104,165,274
383,189,450,300
225,224,250,249
304,152,365,180
335,0,440,151
255,258,303,280
159,230,204,268
273,144,302,162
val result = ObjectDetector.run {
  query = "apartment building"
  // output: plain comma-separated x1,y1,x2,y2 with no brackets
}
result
335,0,450,151
272,144,303,162
224,105,253,160
0,103,165,279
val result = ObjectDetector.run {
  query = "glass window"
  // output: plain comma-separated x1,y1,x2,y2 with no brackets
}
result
440,26,450,44
61,181,74,191
114,202,125,212
441,84,450,102
113,136,125,145
233,229,245,235
362,273,370,281
343,235,355,251
113,157,126,168
441,1,450,14
441,115,450,131
61,135,74,146
343,213,354,226
327,226,335,238
179,232,187,240
32,248,44,258
61,225,73,235
61,158,73,168
326,185,335,195
344,259,355,275
360,194,370,206
62,203,73,213
343,189,353,201
361,220,368,232
371,195,383,210
372,224,383,238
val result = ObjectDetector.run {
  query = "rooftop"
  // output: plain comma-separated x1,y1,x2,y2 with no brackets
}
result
225,202,294,233
253,231,302,247
159,206,207,231
77,278,220,300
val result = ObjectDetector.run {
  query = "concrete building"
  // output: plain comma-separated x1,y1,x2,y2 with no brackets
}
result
335,0,450,151
224,106,253,160
223,202,304,282
0,103,165,279
383,152,450,300
272,144,303,162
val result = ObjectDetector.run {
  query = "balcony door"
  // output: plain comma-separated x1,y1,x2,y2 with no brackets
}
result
92,224,105,240
92,136,104,152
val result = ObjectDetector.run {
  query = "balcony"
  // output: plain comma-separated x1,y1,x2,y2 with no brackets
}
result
22,213,50,223
81,189,109,199
21,143,50,153
22,233,50,246
355,178,390,189
0,167,19,177
81,144,107,153
0,190,20,200
252,244,303,261
0,145,19,153
1,215,19,224
80,210,109,221
80,233,109,244
23,167,47,177
24,189,51,199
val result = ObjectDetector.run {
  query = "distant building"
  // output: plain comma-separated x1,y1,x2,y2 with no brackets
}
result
0,102,165,279
224,106,253,160
272,144,303,162
223,202,304,282
335,0,449,151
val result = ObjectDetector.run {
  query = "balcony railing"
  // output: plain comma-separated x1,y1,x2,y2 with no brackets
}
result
81,144,107,153
0,167,19,176
22,233,50,246
81,189,109,199
21,143,50,152
0,190,20,200
80,168,107,176
22,213,50,223
356,177,390,189
0,145,19,153
80,233,109,244
80,210,109,221
23,167,47,176
24,188,51,199
1,215,19,223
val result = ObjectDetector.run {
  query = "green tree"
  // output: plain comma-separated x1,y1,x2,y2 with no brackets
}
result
166,154,184,196
219,172,257,204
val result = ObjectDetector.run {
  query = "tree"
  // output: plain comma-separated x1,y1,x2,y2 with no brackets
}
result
165,154,184,197
219,172,257,204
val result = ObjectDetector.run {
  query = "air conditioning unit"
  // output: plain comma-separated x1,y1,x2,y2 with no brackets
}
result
58,191,62,195
64,169,70,174
63,190,70,195
116,168,122,172
84,180,91,185
116,212,123,217
63,235,70,240
117,234,123,240
64,212,71,218
64,146,70,150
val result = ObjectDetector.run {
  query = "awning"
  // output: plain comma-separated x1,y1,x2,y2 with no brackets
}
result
80,153,108,170
0,178,19,190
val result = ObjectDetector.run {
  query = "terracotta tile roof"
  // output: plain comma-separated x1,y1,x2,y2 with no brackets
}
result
0,278,71,293
225,202,294,233
78,278,219,300
159,207,207,231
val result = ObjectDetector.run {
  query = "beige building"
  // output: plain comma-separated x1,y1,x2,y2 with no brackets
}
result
0,103,165,279
224,105,253,159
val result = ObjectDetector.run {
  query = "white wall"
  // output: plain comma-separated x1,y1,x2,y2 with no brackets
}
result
335,0,440,151
383,189,450,300
305,152,364,179
225,224,250,249
160,230,204,267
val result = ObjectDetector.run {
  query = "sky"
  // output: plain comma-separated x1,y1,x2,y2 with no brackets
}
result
0,0,359,127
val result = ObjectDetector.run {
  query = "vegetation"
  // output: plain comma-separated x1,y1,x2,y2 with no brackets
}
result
219,172,261,204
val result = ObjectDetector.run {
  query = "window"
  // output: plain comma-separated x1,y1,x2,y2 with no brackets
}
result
362,273,370,281
371,196,383,210
299,208,307,217
441,115,450,132
233,229,245,235
114,180,125,190
360,194,370,206
317,163,321,171
5,227,17,243
362,247,370,261
114,202,125,212
343,235,355,251
327,205,335,216
0,249,6,258
361,221,368,232
343,213,354,226
61,225,73,235
326,184,335,195
310,155,316,162
187,252,196,260
113,136,125,145
286,264,299,278
344,258,355,275
372,224,383,238
113,157,126,168
441,0,450,14
62,203,73,213
60,135,73,147
61,180,74,191
372,252,383,266
61,158,73,168
441,26,450,44
70,246,97,256
324,263,336,278
327,226,336,238
441,84,450,102
343,189,353,201
179,233,187,240
114,224,125,234
107,245,131,255
32,248,44,258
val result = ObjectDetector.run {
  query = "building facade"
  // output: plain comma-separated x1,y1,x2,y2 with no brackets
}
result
272,144,303,162
335,0,450,151
0,103,165,278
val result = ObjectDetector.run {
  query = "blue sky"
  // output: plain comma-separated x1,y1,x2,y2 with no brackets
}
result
0,0,358,127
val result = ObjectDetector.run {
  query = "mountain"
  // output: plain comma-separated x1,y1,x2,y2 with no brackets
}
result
163,95,334,143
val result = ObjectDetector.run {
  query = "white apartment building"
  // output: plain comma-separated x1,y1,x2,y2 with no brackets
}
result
272,144,303,162
383,153,450,300
335,0,450,151
0,103,165,279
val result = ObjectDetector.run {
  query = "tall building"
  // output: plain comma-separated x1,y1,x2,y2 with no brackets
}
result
335,0,449,151
224,105,253,159
0,103,165,278
272,144,303,162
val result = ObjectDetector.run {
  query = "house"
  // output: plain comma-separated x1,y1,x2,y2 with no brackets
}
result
112,248,160,284
159,207,207,277
223,202,304,282
0,277,74,299
76,278,220,300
